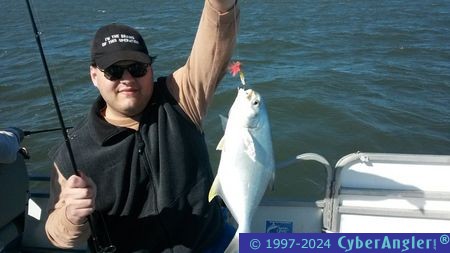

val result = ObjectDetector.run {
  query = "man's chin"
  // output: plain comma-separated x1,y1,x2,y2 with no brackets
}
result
121,105,146,118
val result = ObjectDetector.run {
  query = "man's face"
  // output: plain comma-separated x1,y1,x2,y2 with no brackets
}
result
90,61,154,119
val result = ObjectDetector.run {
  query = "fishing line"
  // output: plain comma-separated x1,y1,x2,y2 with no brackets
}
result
28,1,76,129
233,0,240,61
24,1,116,252
231,0,246,89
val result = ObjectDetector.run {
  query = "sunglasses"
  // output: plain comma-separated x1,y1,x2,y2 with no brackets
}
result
100,62,149,81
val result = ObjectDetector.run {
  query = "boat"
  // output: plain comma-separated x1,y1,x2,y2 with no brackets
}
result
253,152,450,233
2,149,450,252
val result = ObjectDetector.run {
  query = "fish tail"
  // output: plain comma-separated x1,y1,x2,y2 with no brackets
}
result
208,176,221,202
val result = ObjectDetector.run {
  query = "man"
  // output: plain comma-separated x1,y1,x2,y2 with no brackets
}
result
0,127,23,164
45,0,239,252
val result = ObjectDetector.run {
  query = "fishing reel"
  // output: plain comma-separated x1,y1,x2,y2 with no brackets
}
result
89,237,117,253
96,245,117,253
87,212,117,253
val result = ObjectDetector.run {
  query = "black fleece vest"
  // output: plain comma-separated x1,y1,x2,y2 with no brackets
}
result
51,77,222,252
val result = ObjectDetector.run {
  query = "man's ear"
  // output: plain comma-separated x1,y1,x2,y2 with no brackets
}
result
90,65,99,87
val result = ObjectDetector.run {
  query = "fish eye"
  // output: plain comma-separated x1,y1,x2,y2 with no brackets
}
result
253,100,259,105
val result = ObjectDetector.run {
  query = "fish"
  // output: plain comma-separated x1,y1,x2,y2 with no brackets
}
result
208,88,275,253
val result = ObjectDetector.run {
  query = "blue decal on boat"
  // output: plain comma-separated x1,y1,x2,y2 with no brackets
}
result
265,220,293,233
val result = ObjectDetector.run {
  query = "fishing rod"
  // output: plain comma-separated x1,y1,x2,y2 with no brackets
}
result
24,127,73,136
24,1,116,252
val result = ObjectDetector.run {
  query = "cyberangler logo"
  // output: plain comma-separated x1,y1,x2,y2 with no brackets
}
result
338,235,437,252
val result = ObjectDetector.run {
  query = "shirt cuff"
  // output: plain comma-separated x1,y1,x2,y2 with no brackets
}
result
205,0,240,24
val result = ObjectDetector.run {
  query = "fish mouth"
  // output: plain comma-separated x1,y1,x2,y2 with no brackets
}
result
236,88,261,129
245,89,255,100
238,88,255,100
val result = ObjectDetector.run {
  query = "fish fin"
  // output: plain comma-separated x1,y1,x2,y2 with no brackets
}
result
216,136,225,151
219,114,228,131
208,176,221,202
243,131,256,162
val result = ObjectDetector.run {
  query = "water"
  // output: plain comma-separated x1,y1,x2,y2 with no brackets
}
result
1,0,449,200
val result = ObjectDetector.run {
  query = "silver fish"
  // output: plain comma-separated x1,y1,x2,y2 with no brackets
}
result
209,88,275,253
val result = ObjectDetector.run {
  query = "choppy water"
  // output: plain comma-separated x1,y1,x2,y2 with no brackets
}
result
1,0,449,200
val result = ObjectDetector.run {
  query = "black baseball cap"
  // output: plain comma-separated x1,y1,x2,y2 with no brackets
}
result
91,23,151,69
